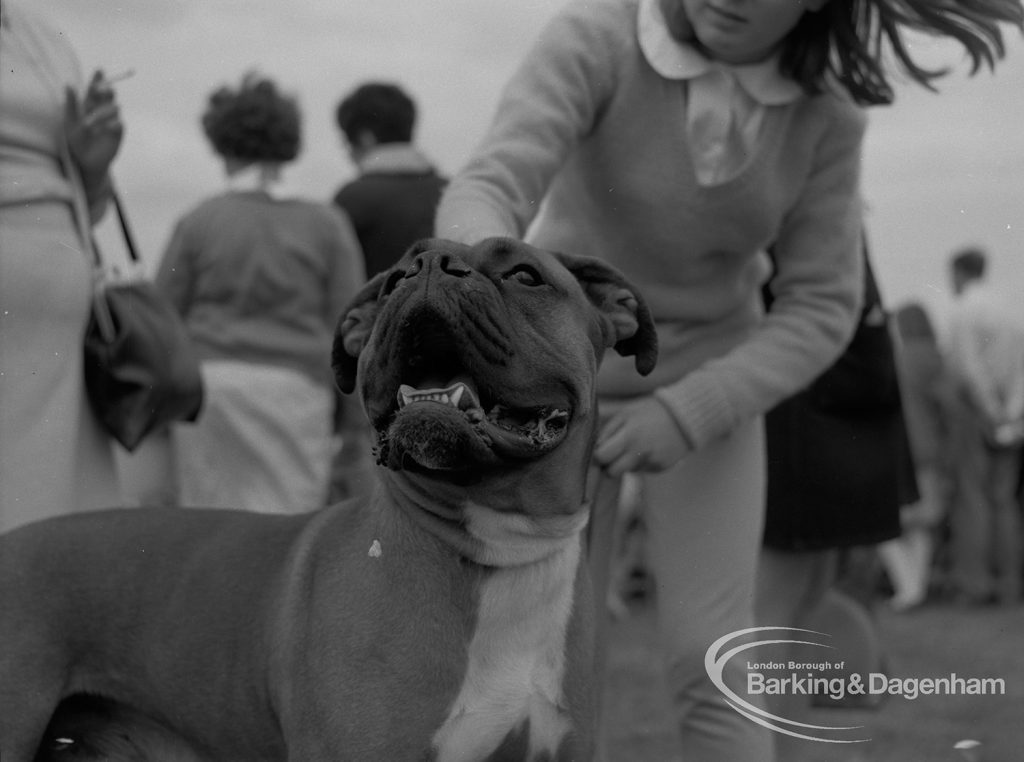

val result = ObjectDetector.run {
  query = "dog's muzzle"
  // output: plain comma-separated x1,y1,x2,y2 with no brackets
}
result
365,253,574,472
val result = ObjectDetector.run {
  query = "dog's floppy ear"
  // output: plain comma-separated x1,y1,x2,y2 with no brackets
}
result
331,270,391,394
553,251,658,376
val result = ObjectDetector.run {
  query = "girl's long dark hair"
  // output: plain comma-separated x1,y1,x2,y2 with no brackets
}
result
782,0,1024,105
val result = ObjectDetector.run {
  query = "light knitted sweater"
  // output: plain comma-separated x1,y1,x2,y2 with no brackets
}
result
156,192,366,388
435,0,866,449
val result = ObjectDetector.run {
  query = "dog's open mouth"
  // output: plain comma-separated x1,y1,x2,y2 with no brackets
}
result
397,380,570,452
374,312,573,471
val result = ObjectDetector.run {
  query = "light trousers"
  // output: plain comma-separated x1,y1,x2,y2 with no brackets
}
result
590,417,773,762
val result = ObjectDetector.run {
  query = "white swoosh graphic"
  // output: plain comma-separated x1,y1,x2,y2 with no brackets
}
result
705,626,871,743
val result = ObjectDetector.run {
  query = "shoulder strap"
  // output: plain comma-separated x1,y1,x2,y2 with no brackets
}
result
57,135,104,268
111,187,140,263
60,139,139,267
59,138,122,340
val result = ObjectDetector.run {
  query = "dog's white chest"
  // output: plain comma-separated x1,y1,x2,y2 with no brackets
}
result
430,526,581,761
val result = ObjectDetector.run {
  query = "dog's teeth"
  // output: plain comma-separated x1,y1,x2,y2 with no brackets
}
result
449,385,465,408
397,383,472,409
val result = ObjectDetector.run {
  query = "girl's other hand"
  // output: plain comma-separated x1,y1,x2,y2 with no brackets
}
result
594,396,691,477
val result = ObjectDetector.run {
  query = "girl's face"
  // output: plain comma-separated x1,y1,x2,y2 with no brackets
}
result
663,0,827,65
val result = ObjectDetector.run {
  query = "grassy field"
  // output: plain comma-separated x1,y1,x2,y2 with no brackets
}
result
603,598,1024,761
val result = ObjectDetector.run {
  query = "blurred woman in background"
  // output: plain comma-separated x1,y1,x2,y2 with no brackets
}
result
157,73,365,513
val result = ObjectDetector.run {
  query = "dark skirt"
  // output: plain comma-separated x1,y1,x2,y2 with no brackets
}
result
761,242,912,552
762,394,912,552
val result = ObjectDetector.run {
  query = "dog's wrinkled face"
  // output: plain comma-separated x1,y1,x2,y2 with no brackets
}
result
333,238,656,475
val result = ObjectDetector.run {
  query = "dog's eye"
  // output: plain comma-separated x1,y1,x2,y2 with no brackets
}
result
501,265,543,287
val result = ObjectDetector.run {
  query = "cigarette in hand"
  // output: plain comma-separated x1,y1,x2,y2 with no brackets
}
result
97,69,135,88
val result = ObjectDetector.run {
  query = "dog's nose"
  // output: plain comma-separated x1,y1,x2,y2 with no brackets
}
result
405,251,473,279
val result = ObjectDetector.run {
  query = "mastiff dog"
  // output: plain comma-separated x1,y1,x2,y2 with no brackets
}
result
0,237,656,761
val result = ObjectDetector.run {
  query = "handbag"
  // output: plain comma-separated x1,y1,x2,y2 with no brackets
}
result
764,240,903,416
81,189,204,451
804,250,903,416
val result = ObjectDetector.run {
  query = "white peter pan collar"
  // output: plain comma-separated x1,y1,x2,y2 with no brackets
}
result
637,0,803,107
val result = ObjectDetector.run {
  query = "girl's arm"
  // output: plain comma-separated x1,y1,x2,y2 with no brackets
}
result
655,103,868,450
434,0,625,243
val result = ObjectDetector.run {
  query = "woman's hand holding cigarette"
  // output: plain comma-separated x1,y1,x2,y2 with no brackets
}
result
65,69,128,193
65,69,129,211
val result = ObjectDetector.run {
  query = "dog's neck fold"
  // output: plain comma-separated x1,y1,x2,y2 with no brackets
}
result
377,470,589,567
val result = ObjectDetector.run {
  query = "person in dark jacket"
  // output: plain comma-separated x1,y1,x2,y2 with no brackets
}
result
328,83,448,500
332,82,447,278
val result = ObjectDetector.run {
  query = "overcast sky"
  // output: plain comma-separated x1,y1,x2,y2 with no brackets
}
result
32,0,1024,329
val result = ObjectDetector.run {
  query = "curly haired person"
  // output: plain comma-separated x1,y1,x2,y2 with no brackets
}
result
156,74,365,513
